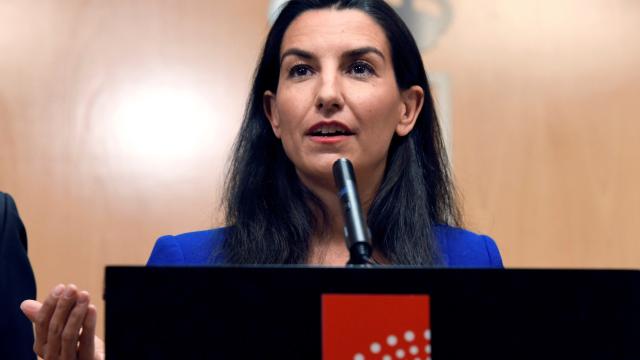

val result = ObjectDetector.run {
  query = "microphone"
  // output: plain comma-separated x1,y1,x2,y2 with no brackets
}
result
332,158,375,266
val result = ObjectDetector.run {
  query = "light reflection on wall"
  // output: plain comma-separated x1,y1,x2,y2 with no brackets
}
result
109,83,217,169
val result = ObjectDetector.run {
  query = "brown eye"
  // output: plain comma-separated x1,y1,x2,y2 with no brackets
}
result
348,61,375,77
289,64,314,78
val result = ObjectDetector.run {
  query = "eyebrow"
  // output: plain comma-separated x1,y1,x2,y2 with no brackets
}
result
280,48,313,65
344,46,385,61
280,46,386,65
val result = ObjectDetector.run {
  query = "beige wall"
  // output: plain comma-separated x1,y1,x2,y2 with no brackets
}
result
424,0,640,268
1,0,639,339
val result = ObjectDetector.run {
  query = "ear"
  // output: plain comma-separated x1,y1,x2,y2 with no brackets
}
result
396,85,424,136
263,90,281,138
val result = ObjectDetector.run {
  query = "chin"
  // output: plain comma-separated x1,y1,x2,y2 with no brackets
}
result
295,155,344,187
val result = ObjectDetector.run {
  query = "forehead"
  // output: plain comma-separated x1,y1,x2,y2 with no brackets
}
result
281,8,390,56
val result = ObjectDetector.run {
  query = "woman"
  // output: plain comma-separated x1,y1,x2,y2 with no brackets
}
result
21,0,503,358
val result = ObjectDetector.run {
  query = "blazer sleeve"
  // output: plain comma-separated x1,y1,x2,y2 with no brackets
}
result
147,235,185,266
482,234,504,268
146,229,224,266
436,225,504,268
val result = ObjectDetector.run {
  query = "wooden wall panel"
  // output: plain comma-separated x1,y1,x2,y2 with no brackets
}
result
1,0,639,341
0,0,269,339
425,0,640,267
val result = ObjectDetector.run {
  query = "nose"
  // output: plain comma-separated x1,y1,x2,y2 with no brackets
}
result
315,71,344,114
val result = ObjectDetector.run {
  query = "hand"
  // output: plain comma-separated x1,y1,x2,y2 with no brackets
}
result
20,284,105,360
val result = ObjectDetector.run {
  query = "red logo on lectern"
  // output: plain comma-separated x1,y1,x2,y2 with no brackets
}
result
322,294,431,360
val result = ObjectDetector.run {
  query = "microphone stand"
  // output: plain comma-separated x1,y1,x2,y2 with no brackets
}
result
332,158,377,267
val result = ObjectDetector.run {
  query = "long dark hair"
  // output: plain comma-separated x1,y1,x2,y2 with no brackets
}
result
221,0,461,265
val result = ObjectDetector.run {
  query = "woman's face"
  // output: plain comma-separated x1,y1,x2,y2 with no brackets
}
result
264,8,423,191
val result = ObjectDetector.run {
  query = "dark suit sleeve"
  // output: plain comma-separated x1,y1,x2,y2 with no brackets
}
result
0,192,37,359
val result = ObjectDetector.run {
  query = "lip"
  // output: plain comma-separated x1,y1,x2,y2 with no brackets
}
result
306,121,355,144
308,134,352,144
306,121,354,135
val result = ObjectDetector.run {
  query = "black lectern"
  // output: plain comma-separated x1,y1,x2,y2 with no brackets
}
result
105,267,640,359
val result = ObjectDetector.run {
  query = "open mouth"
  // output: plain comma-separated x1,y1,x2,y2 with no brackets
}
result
310,128,354,137
307,122,354,137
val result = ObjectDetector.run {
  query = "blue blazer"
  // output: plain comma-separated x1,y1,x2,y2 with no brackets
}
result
147,226,503,268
